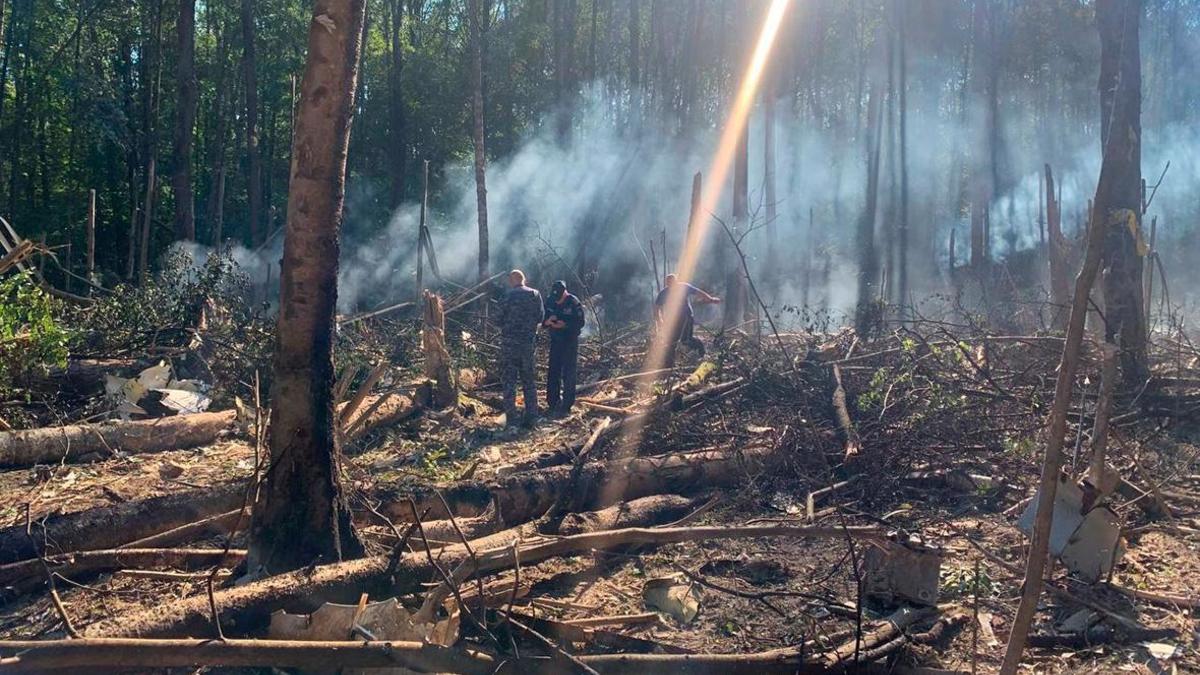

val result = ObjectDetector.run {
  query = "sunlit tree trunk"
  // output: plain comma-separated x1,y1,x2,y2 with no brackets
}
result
249,0,368,575
172,0,196,241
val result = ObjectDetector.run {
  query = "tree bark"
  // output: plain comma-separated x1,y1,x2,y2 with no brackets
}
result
421,291,457,408
627,0,640,122
468,0,489,281
240,0,263,246
1096,0,1148,384
172,0,197,241
248,0,368,575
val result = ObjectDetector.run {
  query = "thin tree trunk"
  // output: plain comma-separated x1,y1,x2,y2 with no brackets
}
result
854,82,883,334
627,0,639,122
248,0,368,575
206,30,231,246
241,0,263,246
140,0,164,283
896,0,909,312
387,0,407,208
763,63,778,273
172,0,197,241
468,0,488,282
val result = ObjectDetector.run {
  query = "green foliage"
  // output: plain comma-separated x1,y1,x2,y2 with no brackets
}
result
940,564,995,600
0,272,71,392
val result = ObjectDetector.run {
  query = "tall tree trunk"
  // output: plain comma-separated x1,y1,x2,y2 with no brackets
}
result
241,0,263,246
207,30,231,246
172,0,197,241
1096,0,1147,383
854,82,883,335
627,0,639,122
387,0,407,208
468,0,488,282
763,68,777,274
896,0,909,312
968,0,992,268
249,0,368,575
140,0,165,283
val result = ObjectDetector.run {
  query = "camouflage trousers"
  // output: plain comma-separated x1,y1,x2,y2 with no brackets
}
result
501,344,538,424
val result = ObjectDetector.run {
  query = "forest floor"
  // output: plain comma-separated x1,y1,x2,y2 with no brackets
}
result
1,303,1199,674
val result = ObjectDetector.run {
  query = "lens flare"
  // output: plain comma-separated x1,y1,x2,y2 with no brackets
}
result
605,0,793,490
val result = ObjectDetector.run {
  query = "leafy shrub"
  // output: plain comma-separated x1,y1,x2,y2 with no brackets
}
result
0,272,71,391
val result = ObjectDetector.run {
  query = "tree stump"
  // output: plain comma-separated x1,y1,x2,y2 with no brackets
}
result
421,291,458,408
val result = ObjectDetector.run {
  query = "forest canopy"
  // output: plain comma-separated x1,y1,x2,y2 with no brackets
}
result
1,0,1198,317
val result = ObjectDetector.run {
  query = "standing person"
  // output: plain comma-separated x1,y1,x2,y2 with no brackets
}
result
543,280,585,417
498,269,544,427
654,274,721,365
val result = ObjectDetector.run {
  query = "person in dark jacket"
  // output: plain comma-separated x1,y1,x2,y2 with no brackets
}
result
543,280,585,417
498,269,544,427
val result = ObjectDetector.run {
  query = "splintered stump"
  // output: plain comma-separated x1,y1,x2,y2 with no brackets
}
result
421,291,458,408
0,410,238,467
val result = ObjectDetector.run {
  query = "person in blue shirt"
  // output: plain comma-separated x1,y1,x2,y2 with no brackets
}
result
654,274,721,365
542,280,585,417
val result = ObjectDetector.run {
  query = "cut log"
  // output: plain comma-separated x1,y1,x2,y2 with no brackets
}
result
0,484,243,564
85,522,882,639
0,410,238,467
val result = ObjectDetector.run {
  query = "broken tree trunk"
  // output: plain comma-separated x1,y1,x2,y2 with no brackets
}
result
421,291,457,408
85,524,883,639
0,410,237,467
1045,164,1070,331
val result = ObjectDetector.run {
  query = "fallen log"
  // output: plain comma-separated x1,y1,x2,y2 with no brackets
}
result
119,508,247,549
0,638,497,674
0,484,243,564
0,410,238,468
85,524,884,638
0,548,245,588
379,445,781,529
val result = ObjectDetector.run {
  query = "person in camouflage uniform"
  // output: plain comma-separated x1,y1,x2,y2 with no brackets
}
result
498,269,544,427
